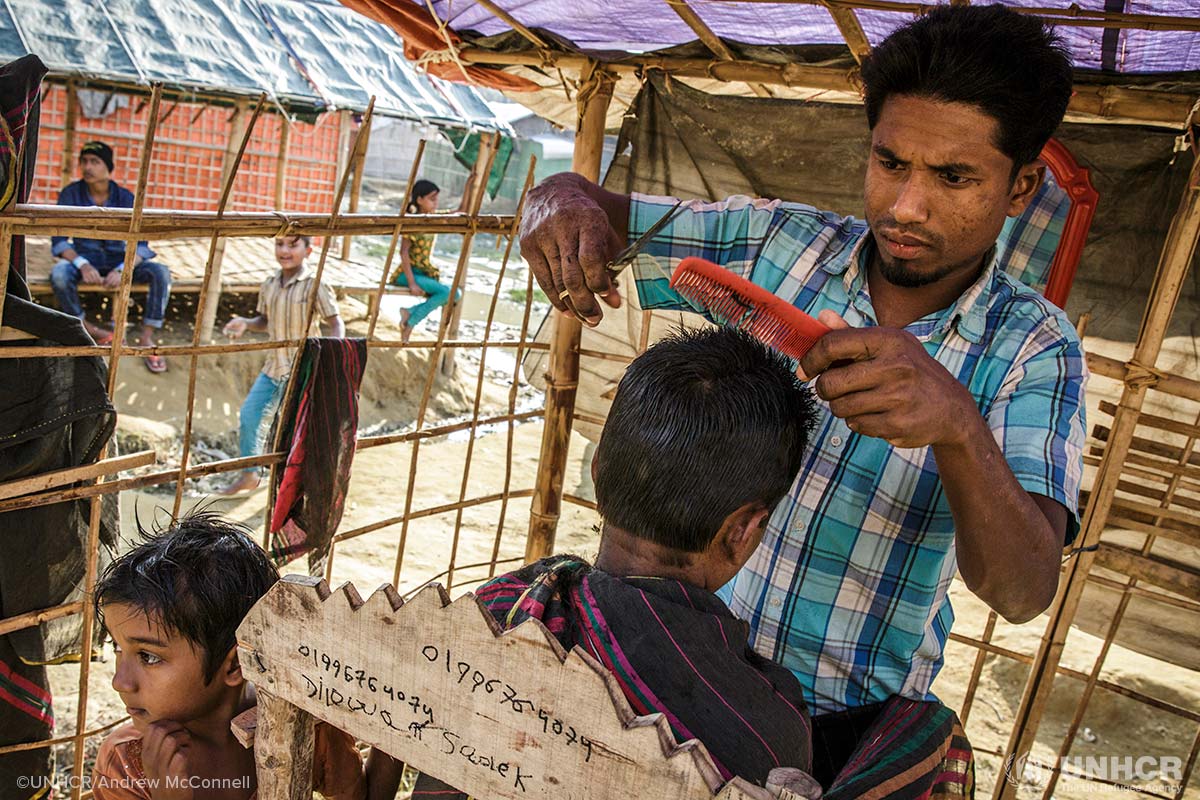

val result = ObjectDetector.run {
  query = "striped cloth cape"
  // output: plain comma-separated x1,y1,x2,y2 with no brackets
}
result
413,555,813,797
411,557,973,799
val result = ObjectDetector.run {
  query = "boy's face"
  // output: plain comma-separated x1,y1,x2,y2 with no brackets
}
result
274,236,312,270
105,602,238,733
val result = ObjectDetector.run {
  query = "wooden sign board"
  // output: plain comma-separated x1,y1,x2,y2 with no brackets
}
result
238,576,787,800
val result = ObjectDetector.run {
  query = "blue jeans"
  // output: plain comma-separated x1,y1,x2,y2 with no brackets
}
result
50,259,172,328
392,272,461,328
239,373,287,473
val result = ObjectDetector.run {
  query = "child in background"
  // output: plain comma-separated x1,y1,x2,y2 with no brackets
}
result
221,234,344,495
389,179,468,343
91,511,365,800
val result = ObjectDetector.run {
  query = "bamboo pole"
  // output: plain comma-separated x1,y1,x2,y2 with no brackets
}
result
0,601,84,638
709,0,1200,31
457,49,1197,128
338,490,537,547
390,136,500,587
341,114,372,260
664,0,773,97
997,148,1200,800
525,62,615,563
0,450,155,500
1088,351,1200,402
198,97,251,341
488,216,541,578
0,409,545,516
0,716,128,757
275,113,291,210
1,205,513,239
444,157,536,588
334,110,353,255
59,79,78,189
104,85,161,395
0,224,11,334
69,85,162,800
956,611,998,726
173,96,265,516
323,139,425,582
471,0,549,47
438,132,498,376
0,336,550,360
823,4,872,63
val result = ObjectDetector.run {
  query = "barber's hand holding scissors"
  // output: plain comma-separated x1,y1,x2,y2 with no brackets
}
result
520,173,633,325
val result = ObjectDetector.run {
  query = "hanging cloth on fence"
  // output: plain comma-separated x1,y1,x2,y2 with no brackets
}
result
268,337,368,569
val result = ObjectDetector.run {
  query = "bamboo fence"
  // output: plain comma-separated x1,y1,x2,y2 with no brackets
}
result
0,83,542,799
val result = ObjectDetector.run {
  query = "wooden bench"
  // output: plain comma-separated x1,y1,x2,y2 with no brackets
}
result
21,236,411,309
237,576,818,800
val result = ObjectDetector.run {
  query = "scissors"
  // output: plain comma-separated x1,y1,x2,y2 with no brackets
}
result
605,199,686,273
555,199,686,313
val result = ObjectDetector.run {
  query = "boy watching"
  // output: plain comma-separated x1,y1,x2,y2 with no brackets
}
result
222,235,344,495
370,327,819,798
92,511,365,800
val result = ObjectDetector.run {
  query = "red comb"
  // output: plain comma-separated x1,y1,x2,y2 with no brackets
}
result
669,257,830,361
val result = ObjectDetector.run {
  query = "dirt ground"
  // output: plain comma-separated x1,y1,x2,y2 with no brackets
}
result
39,291,1200,799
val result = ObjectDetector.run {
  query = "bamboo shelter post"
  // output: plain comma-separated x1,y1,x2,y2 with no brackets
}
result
173,96,265,516
275,112,291,210
340,116,372,260
997,146,1200,800
59,79,78,189
439,131,497,376
198,97,250,341
525,62,616,563
334,110,354,254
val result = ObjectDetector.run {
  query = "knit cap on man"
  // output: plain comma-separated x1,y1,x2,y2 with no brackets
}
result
80,141,114,172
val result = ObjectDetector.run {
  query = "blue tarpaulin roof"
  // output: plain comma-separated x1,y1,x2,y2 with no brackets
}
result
0,0,505,128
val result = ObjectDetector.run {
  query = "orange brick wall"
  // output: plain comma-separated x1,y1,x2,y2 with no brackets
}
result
34,84,348,214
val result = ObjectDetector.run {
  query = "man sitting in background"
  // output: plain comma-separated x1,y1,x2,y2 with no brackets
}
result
50,140,172,373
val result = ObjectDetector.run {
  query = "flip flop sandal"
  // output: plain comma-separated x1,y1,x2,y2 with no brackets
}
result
144,354,168,374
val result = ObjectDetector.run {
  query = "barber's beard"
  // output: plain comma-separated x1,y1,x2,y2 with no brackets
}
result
875,256,955,288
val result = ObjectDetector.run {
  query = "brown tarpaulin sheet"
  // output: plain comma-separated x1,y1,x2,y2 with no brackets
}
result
337,0,540,91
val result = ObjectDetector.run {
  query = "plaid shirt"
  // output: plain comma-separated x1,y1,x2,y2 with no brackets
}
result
628,193,1087,714
257,265,339,380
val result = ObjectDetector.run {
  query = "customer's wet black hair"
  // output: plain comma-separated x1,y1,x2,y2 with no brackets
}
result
594,327,817,553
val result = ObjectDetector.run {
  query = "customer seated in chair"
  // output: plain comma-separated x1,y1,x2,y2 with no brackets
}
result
51,140,172,372
369,326,820,798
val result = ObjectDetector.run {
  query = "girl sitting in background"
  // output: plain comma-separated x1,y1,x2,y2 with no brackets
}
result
390,178,469,343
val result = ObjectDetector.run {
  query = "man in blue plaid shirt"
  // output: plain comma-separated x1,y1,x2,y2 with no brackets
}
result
520,5,1085,783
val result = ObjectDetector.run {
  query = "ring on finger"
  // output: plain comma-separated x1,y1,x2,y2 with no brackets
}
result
558,289,571,301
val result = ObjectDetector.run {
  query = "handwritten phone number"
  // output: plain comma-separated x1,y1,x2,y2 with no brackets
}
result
297,643,433,723
421,643,594,762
